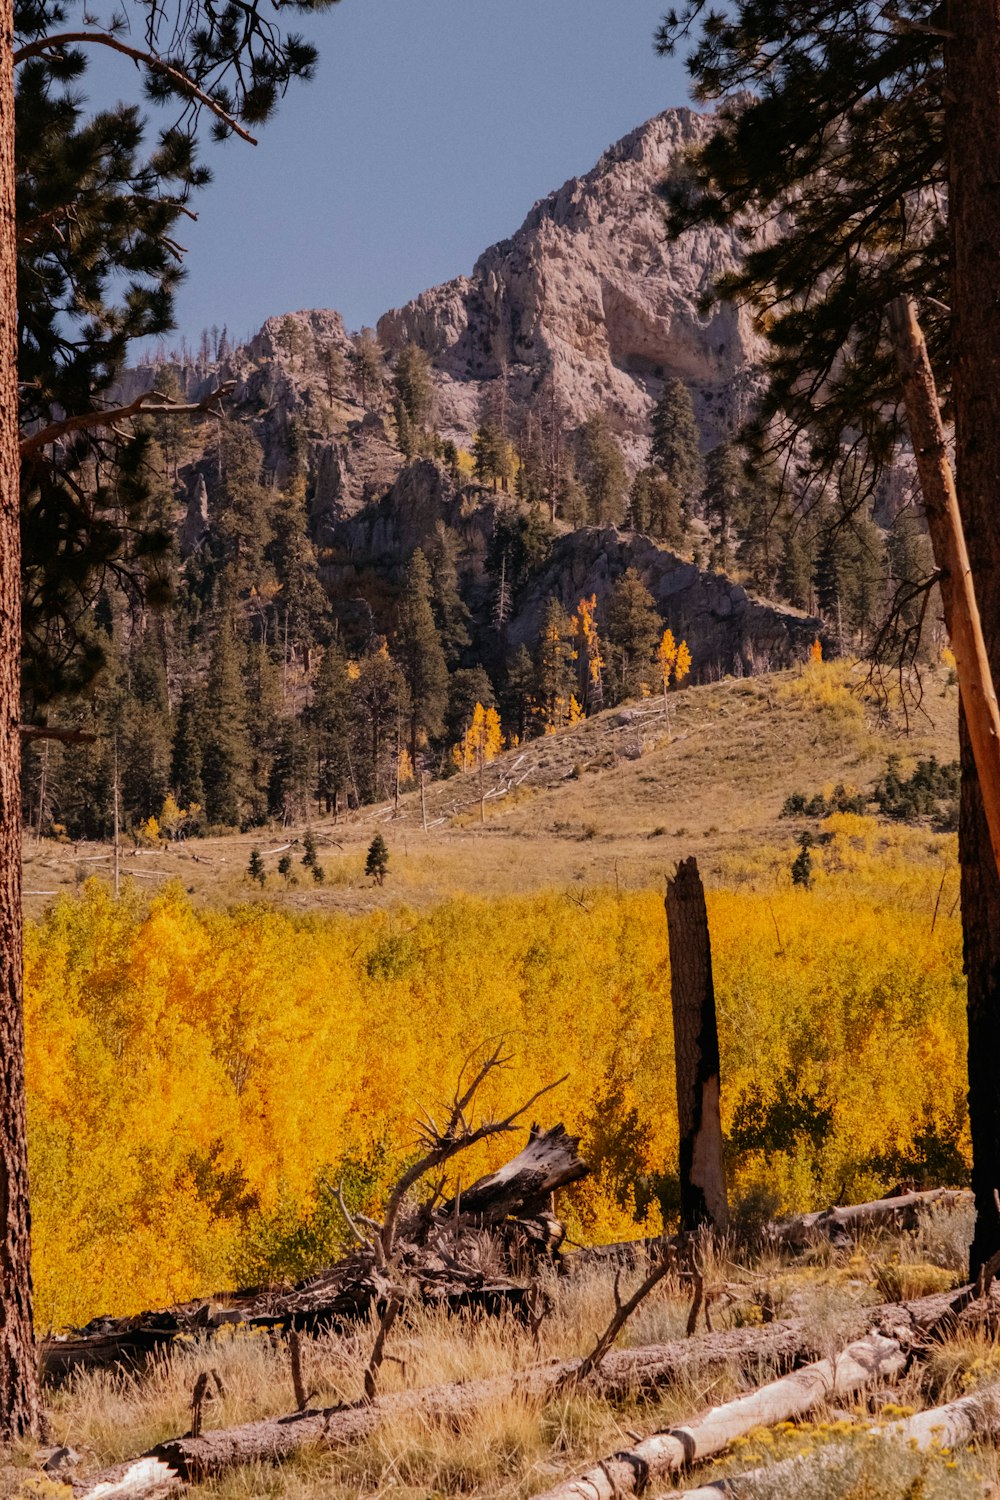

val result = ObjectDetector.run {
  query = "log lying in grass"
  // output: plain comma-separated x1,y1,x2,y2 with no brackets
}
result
75,1283,996,1499
769,1187,972,1250
659,1379,1000,1498
531,1333,906,1500
566,1187,972,1271
44,1123,587,1384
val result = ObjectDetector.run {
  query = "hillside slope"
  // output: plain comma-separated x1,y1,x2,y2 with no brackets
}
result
23,663,960,919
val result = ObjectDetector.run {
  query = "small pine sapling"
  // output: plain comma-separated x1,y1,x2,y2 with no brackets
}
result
791,832,813,889
248,850,266,887
366,833,389,886
277,854,292,879
302,830,318,870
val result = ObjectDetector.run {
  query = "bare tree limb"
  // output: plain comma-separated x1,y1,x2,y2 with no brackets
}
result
19,381,235,460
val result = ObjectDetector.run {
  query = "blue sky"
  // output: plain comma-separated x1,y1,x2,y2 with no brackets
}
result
130,1,693,347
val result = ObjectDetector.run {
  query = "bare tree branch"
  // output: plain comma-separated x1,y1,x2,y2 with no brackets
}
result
20,381,235,460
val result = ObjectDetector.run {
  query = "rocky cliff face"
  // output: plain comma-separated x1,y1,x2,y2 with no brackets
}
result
376,108,762,461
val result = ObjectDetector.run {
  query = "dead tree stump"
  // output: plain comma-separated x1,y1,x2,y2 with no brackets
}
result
665,857,728,1232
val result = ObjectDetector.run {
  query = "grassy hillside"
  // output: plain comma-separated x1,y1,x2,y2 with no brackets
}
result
22,659,961,918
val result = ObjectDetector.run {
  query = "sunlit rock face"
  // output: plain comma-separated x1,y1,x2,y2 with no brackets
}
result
376,108,763,464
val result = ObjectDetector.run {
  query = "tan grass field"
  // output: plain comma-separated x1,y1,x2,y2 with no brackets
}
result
21,661,961,919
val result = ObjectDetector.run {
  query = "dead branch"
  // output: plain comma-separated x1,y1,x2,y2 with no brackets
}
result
562,1249,675,1389
20,381,235,460
19,724,96,745
363,1290,403,1402
664,1380,1000,1498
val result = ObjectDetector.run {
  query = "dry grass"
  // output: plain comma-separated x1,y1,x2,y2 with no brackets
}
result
5,1205,991,1500
21,661,960,921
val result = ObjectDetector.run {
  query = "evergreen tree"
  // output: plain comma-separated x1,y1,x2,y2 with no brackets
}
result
472,422,515,490
628,467,686,547
778,521,817,613
501,644,535,744
319,339,345,404
446,668,496,746
393,343,435,444
308,642,356,815
350,329,385,409
200,603,252,827
425,522,470,666
556,464,589,528
210,421,273,597
268,486,329,652
887,507,935,638
606,568,661,700
578,411,627,526
171,687,205,812
703,442,748,573
365,833,389,885
534,598,575,728
395,550,449,763
650,379,703,504
354,644,406,803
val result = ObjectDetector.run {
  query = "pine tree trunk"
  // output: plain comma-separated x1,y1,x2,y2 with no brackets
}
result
0,0,40,1436
946,0,1000,1275
664,857,728,1231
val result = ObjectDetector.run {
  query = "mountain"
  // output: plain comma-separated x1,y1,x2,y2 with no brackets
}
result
375,108,761,459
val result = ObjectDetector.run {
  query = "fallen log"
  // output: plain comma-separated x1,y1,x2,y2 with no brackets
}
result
658,1378,1000,1498
531,1332,906,1500
565,1187,972,1271
764,1186,971,1249
45,1123,587,1383
74,1283,995,1499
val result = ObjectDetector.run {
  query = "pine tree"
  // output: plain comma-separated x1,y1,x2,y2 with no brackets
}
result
501,644,535,744
606,569,661,700
578,411,627,526
628,467,686,547
393,343,435,442
534,598,575,731
425,522,470,666
365,833,389,885
308,642,356,815
650,379,703,505
350,330,385,409
703,442,748,573
395,550,449,764
354,644,406,803
211,421,273,597
200,603,252,827
268,487,329,654
888,507,935,638
171,687,205,812
247,849,266,886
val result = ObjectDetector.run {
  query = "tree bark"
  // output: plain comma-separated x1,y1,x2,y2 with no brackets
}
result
945,0,1000,1277
665,858,727,1231
0,0,39,1439
887,297,1000,876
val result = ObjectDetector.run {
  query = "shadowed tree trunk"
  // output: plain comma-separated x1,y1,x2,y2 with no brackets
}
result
0,0,39,1436
946,0,1000,1277
665,857,728,1232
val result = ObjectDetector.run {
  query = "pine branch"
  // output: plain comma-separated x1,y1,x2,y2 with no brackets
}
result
12,32,259,143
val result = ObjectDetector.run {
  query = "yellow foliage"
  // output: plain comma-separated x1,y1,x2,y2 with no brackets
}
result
811,636,823,663
23,846,967,1327
453,703,503,770
397,747,414,788
135,815,161,847
675,639,691,686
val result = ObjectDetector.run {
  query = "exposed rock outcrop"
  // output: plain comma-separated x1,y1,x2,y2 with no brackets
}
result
376,109,762,461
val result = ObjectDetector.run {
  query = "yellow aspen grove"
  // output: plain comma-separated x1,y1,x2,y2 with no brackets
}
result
810,637,823,664
574,595,604,713
658,629,690,738
452,702,502,772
